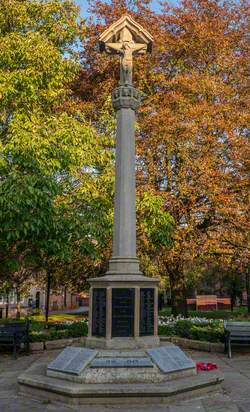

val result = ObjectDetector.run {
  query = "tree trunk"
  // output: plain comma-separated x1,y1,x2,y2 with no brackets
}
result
64,286,67,308
246,268,250,315
230,280,237,313
172,290,188,316
16,290,21,319
45,272,52,324
169,268,188,317
230,293,235,313
6,293,9,319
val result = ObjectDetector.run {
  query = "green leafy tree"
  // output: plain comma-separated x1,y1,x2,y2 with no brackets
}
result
0,0,113,319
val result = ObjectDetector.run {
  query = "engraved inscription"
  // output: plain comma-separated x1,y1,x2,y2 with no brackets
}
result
92,288,106,337
112,288,134,337
140,288,154,336
147,345,196,374
90,357,153,368
48,347,98,375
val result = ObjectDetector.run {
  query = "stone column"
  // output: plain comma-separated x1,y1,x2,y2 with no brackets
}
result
107,86,142,276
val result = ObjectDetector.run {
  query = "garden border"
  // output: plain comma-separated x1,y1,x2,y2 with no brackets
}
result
160,336,224,353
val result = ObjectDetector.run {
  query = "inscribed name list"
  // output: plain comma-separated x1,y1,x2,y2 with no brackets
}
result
147,345,196,373
48,347,98,375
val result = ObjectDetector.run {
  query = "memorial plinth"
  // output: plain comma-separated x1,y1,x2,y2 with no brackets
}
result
86,275,159,349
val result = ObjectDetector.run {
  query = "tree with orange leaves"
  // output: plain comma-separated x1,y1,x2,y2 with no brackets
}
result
75,0,249,314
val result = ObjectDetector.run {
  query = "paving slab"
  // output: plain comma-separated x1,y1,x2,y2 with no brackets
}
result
0,396,47,412
236,400,250,412
169,399,205,412
203,398,239,412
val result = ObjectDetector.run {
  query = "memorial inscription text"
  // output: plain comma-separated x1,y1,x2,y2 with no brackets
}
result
92,288,106,337
112,288,134,337
140,288,154,336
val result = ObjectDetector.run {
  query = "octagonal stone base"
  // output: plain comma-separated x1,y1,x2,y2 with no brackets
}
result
18,344,224,405
18,362,223,406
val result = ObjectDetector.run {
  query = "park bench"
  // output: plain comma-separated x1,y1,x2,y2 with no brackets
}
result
224,321,250,358
0,321,29,358
196,295,217,311
187,296,231,311
217,297,231,310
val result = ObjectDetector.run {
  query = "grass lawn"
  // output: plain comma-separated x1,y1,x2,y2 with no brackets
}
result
0,312,86,324
159,305,250,319
29,312,86,323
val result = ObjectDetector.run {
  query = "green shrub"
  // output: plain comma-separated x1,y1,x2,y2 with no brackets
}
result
159,306,249,320
158,324,175,336
174,320,193,338
189,325,224,342
29,320,88,342
158,318,224,343
29,331,48,342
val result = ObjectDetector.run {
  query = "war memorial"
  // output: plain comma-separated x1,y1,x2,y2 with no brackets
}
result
18,15,223,405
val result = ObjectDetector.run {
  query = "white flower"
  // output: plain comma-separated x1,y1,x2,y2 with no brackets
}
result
158,315,223,327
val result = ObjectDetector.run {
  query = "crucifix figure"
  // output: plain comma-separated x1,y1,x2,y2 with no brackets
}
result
106,26,147,85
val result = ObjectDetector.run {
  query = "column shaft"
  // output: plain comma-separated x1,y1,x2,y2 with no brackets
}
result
113,107,136,258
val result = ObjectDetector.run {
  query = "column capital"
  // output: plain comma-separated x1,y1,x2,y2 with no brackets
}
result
112,86,144,111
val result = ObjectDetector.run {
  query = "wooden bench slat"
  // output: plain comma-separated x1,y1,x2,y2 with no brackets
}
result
225,322,250,326
230,337,250,341
224,321,250,358
227,330,250,333
0,336,15,341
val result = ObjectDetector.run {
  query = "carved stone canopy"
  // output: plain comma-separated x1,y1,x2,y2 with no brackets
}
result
99,15,153,55
99,15,153,85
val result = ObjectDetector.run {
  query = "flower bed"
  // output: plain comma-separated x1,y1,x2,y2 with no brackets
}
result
1,316,225,344
30,316,224,343
158,315,225,343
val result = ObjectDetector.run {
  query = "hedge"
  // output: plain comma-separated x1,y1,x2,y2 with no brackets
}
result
158,319,224,343
29,320,88,342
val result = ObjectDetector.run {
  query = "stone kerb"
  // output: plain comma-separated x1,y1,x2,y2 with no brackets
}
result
29,335,224,353
30,337,86,352
161,336,225,353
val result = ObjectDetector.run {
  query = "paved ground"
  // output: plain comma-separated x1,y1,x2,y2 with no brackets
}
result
0,349,249,412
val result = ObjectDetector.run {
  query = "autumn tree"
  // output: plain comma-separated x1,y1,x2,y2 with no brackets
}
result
75,0,249,314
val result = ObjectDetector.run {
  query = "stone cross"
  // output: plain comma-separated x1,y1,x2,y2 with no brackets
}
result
99,15,153,276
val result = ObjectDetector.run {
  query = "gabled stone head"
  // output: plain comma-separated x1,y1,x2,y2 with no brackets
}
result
99,15,153,55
